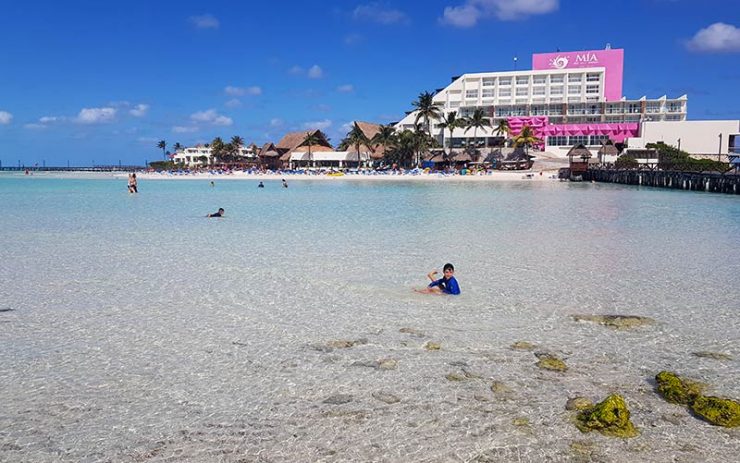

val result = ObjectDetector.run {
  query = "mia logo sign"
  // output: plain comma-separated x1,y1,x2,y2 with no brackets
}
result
548,53,600,69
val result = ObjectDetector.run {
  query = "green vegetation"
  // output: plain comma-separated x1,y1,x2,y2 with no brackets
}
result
615,154,638,169
412,91,442,141
650,143,730,172
691,396,740,427
575,394,639,438
438,111,465,157
655,371,705,405
464,108,491,150
512,125,542,155
535,354,567,372
148,160,175,170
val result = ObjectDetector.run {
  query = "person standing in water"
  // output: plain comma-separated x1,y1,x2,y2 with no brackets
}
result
128,173,138,193
282,179,288,188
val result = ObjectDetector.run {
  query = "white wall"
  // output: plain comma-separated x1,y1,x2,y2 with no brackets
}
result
635,120,739,155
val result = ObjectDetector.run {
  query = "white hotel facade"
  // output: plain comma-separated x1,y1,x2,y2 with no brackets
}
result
396,48,738,157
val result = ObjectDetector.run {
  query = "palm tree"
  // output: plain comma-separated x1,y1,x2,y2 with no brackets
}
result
512,125,542,156
370,124,397,164
302,131,321,168
173,142,183,153
230,136,244,160
412,91,442,140
438,111,465,159
157,140,167,160
344,124,370,170
464,109,491,153
412,124,435,167
394,130,417,168
494,119,510,146
211,137,225,165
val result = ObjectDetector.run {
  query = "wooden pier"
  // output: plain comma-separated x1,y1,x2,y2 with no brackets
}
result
584,168,740,195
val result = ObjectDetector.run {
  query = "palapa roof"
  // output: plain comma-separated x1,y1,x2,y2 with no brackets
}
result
345,121,388,160
258,142,281,158
567,144,593,159
598,140,619,156
276,130,333,161
503,147,533,162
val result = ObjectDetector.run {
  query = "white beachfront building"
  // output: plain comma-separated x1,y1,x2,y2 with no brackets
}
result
287,150,367,169
395,48,692,156
171,144,258,167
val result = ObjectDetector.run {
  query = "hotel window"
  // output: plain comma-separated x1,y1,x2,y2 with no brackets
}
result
668,102,682,112
548,136,568,146
666,114,682,121
532,97,546,104
568,74,583,83
548,105,563,115
646,103,661,113
513,106,528,116
499,88,511,97
499,77,512,86
531,106,545,115
569,135,589,145
533,75,546,85
606,104,622,114
482,77,495,87
481,89,495,98
533,87,546,96
568,104,586,115
516,88,529,96
627,103,641,113
625,115,641,122
590,135,609,145
586,85,599,94
550,86,564,95
516,76,529,85
465,90,479,99
588,104,601,114
550,75,564,83
549,97,563,104
568,85,581,95
496,107,512,117
568,97,583,103
449,101,460,108
586,73,600,82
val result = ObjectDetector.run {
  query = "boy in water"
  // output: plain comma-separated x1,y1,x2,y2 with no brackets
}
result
207,208,225,218
416,263,461,295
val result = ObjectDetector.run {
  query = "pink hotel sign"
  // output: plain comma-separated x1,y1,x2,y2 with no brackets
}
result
532,49,624,102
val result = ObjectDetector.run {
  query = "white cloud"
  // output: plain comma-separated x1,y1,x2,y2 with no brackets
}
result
337,84,355,93
76,107,117,124
441,0,558,27
0,111,13,125
172,125,199,133
24,123,45,129
340,122,355,134
129,103,149,117
352,3,408,24
189,109,232,126
687,22,740,53
270,118,284,128
302,119,332,130
224,85,262,96
39,116,61,123
307,64,324,79
225,98,242,108
190,14,219,29
289,65,304,75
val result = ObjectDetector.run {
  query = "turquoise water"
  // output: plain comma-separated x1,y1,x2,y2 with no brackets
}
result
1,173,739,462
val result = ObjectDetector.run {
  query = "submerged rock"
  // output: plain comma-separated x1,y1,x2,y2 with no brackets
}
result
446,372,467,382
575,394,639,438
566,397,594,411
424,341,441,351
510,341,537,351
655,371,705,405
323,394,353,405
399,327,425,337
378,358,398,370
692,351,733,361
571,314,655,329
691,396,740,427
372,391,400,404
535,353,567,372
490,381,513,394
512,417,530,427
327,340,356,349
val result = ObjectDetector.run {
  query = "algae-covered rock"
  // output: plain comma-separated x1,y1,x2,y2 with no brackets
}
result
576,394,639,438
399,327,425,337
535,353,567,372
510,341,537,351
655,371,705,405
692,351,733,361
490,381,513,394
690,396,740,427
446,372,467,382
512,417,530,427
424,341,441,351
566,397,594,411
372,391,400,404
327,340,356,349
571,314,655,329
378,358,398,370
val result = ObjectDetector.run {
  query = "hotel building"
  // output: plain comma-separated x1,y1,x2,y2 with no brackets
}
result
396,47,737,158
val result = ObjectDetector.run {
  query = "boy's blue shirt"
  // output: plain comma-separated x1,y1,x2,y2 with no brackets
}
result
428,276,461,295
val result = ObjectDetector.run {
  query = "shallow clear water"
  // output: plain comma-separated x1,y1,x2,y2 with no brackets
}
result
1,174,739,462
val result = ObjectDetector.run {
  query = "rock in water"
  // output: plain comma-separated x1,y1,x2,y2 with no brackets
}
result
510,341,537,351
692,351,733,361
575,394,639,438
424,341,441,351
566,397,594,411
571,314,655,329
691,396,740,427
378,358,398,370
655,371,705,405
399,327,425,337
327,340,355,349
446,373,467,382
372,391,400,404
535,353,567,372
323,394,353,405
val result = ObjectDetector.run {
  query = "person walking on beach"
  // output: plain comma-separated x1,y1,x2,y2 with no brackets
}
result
282,179,288,188
415,263,461,295
207,208,225,218
128,173,138,193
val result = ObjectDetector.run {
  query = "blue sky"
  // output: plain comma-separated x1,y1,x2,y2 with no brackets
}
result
1,0,739,166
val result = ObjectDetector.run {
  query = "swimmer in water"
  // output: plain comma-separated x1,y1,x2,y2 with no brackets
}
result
415,263,461,295
207,208,225,218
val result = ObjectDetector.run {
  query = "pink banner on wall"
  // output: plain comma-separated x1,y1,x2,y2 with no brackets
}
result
532,49,624,102
506,118,639,145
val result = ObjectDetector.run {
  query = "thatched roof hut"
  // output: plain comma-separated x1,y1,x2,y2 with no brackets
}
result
567,143,593,160
345,121,387,160
276,130,333,161
598,140,618,157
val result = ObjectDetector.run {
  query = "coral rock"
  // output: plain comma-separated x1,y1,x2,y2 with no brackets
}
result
691,396,740,427
655,371,705,405
535,353,567,372
566,397,594,411
575,394,639,438
510,341,537,351
692,351,733,361
424,341,441,351
571,314,655,329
